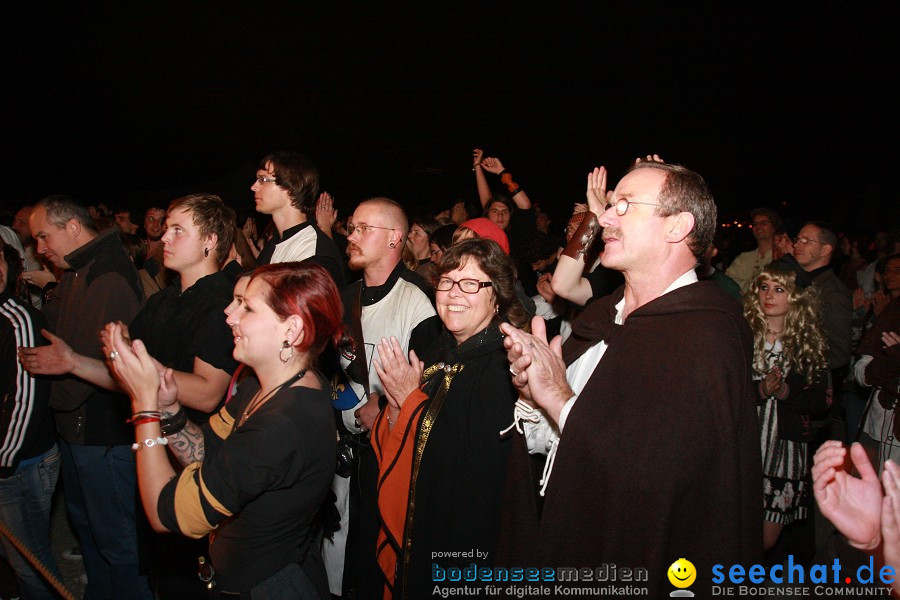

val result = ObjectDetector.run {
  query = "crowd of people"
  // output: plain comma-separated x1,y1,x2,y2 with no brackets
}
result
0,149,898,599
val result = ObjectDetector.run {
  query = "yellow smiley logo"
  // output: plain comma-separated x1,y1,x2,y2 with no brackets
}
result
668,558,696,588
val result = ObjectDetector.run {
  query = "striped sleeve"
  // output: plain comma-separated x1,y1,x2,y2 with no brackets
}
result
0,297,40,470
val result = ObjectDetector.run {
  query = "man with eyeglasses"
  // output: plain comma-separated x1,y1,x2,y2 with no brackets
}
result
794,222,853,372
251,150,345,288
497,160,762,598
725,207,782,292
323,197,440,598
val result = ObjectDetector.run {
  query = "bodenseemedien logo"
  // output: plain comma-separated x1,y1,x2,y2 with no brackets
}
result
668,558,696,597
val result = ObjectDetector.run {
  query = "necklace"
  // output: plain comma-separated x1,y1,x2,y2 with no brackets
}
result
239,369,307,426
766,329,784,336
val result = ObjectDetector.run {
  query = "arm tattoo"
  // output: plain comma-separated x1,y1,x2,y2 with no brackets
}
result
167,421,205,467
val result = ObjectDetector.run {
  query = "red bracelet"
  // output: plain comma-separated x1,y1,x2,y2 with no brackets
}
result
130,416,161,426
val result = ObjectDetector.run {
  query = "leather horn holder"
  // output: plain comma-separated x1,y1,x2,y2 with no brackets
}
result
561,211,600,260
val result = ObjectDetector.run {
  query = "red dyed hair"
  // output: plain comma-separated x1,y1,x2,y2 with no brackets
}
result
250,261,345,356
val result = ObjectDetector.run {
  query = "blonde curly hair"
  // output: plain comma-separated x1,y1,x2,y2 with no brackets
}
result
743,266,828,384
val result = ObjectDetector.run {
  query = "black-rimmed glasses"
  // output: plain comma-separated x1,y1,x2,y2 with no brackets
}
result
435,277,493,294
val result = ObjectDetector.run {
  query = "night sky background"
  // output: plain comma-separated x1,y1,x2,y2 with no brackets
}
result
3,4,895,235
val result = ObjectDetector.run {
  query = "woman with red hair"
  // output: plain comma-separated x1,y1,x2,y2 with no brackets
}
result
108,262,343,598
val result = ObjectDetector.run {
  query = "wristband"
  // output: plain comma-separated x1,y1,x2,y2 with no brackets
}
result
127,411,162,424
160,408,188,436
499,170,521,195
130,416,161,426
560,211,600,260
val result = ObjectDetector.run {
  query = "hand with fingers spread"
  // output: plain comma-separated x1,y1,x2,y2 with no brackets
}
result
585,166,611,216
812,440,882,550
500,316,573,425
373,337,423,411
316,191,338,237
18,329,76,375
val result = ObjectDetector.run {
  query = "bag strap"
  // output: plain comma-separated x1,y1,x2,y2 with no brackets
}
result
348,284,371,399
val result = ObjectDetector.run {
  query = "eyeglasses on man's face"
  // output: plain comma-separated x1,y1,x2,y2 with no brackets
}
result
254,176,278,185
794,237,826,246
603,197,662,216
346,222,396,236
435,277,493,294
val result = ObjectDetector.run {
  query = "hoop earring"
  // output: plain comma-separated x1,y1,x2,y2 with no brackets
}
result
279,340,293,363
204,248,210,257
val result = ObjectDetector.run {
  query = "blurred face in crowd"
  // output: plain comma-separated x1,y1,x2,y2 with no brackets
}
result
884,257,900,296
30,205,83,269
251,161,292,216
407,224,430,260
752,215,775,243
430,242,445,264
792,224,831,271
114,211,137,234
144,208,166,241
436,257,496,344
346,203,397,273
161,207,212,275
486,201,511,231
599,168,668,274
13,207,33,243
772,232,793,260
0,247,8,294
758,278,789,320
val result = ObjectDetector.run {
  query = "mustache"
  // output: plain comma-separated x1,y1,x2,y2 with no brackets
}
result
601,226,623,240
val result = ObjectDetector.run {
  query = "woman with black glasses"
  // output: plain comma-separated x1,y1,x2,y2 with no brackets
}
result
370,238,527,599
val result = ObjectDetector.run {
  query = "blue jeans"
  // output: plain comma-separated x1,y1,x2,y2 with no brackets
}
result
59,439,153,600
0,444,62,600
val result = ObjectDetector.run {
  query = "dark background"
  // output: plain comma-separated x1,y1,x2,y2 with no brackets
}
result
3,5,895,232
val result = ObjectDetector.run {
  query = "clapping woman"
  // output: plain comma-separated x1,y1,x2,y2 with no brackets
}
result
744,255,831,550
371,238,527,598
109,262,343,597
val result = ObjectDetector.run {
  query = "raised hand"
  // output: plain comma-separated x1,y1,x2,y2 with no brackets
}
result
472,148,484,168
585,167,611,215
18,329,75,375
812,441,882,550
853,288,870,311
481,157,505,175
451,201,468,224
316,191,338,235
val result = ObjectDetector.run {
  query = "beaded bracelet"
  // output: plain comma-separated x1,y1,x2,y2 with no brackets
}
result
131,437,169,452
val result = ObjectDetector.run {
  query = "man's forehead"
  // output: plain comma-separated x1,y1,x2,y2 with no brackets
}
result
798,225,820,237
615,168,665,198
146,208,166,217
258,162,276,175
